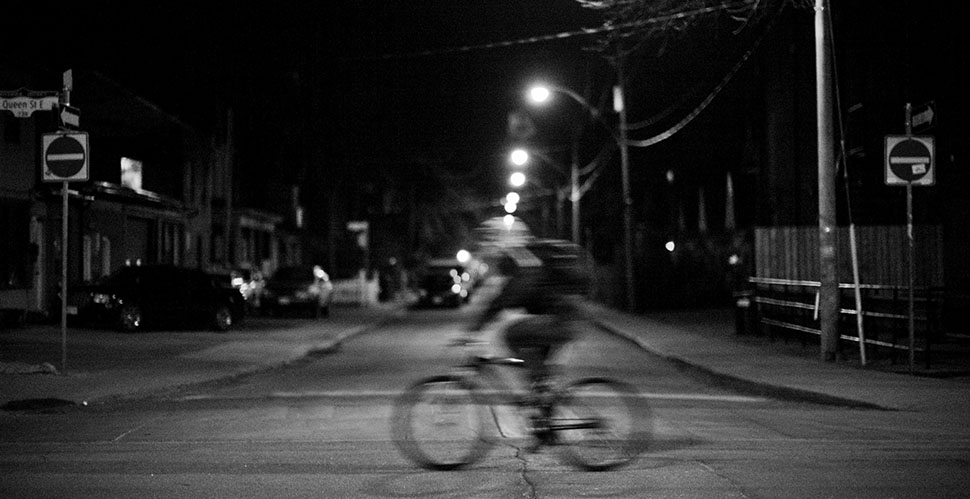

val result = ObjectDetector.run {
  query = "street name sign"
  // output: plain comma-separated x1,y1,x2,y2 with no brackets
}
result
1,94,59,118
42,132,89,182
885,135,934,186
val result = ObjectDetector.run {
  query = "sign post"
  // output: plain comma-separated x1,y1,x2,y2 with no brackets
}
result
885,103,935,374
43,131,88,372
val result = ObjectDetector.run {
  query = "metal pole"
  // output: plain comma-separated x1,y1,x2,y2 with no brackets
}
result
60,72,72,372
61,181,68,372
571,159,580,244
571,133,581,244
816,0,839,362
615,68,636,311
905,102,915,374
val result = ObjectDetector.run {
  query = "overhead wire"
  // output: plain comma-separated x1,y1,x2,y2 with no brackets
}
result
344,2,751,62
622,2,783,148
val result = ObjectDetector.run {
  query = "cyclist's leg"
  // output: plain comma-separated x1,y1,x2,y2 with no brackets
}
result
503,316,556,384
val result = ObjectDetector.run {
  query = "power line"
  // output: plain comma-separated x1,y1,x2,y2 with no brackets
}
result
344,3,748,62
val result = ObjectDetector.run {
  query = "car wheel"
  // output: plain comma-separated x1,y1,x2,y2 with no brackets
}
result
212,305,233,332
119,304,143,333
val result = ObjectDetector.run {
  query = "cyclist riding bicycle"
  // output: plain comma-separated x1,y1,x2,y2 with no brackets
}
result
466,217,591,391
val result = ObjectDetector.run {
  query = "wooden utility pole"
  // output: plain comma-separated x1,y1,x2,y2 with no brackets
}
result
816,0,840,362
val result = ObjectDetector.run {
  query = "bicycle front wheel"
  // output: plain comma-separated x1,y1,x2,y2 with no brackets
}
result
551,377,648,471
391,375,492,470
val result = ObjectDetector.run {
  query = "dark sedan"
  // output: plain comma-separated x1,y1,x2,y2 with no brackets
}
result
67,265,246,332
258,265,334,318
415,259,470,308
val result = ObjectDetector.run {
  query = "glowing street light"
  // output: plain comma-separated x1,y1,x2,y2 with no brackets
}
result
505,192,520,204
504,202,517,214
509,171,526,187
528,85,551,104
510,148,529,167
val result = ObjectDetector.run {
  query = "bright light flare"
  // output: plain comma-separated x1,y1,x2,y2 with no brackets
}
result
510,148,529,166
456,249,471,263
506,192,520,204
510,172,526,187
665,241,676,252
529,85,551,104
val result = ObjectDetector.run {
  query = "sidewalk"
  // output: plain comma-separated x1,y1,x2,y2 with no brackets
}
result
0,302,406,409
589,303,970,416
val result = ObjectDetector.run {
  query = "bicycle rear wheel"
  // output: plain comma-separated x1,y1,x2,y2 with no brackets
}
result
550,377,648,471
391,375,492,470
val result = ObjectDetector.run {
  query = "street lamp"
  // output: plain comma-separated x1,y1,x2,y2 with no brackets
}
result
527,82,635,310
508,146,570,238
509,171,526,188
509,148,529,167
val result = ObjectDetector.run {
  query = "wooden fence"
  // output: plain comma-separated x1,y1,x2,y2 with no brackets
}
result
745,225,946,364
754,225,944,287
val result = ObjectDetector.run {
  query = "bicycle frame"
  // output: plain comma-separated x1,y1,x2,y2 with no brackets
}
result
453,354,534,409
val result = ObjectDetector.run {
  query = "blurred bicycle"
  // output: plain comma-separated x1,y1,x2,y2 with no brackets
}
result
390,337,651,471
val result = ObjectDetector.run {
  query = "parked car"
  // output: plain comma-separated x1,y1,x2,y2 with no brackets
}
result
416,259,470,308
226,268,265,311
66,264,246,332
259,265,334,317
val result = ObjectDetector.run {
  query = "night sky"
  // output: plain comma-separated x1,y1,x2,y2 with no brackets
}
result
5,1,963,233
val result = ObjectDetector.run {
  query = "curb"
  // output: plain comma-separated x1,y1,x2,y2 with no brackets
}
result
591,320,889,410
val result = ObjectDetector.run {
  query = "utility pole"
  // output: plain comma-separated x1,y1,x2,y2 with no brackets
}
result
615,59,636,312
816,0,839,362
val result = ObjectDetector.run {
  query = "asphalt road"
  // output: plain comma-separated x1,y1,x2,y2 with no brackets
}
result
2,301,969,498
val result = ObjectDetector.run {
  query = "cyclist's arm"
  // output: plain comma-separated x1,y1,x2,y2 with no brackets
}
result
467,269,538,332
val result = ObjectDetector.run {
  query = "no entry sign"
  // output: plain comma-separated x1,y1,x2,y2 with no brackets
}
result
885,135,934,186
42,132,89,182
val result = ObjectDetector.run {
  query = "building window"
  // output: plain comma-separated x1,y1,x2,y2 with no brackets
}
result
82,232,113,281
121,157,143,190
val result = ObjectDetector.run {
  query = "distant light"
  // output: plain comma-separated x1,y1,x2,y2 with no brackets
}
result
510,172,526,187
665,241,676,252
503,214,515,228
506,192,520,204
451,283,462,294
613,85,624,113
728,254,741,265
313,265,325,279
504,202,517,214
529,85,551,104
510,148,529,166
666,170,675,183
456,249,471,263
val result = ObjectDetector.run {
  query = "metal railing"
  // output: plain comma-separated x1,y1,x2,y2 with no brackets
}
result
741,277,945,365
